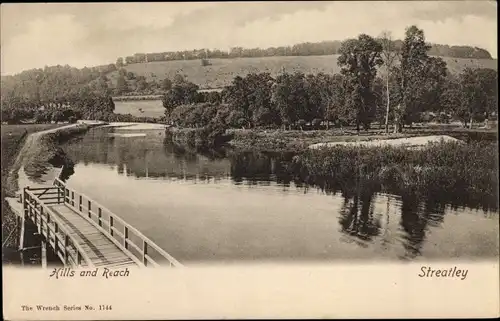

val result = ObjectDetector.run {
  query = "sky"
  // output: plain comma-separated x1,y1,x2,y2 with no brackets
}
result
1,1,497,75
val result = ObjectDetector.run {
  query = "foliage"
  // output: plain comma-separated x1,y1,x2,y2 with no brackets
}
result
440,68,498,128
391,26,448,131
162,77,199,119
290,141,498,211
337,34,383,131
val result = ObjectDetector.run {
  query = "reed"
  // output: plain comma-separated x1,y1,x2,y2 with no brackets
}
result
289,141,498,211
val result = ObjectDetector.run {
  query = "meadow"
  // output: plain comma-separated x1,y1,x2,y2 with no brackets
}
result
113,100,165,118
107,55,497,89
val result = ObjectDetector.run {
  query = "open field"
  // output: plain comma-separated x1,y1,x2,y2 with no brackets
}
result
114,100,164,118
108,55,497,89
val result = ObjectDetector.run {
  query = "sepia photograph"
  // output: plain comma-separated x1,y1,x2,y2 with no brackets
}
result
1,1,498,319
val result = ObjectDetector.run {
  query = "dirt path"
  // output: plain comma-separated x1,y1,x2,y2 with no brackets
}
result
6,124,80,195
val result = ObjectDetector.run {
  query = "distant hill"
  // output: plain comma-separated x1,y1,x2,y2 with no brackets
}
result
106,55,498,90
119,41,494,65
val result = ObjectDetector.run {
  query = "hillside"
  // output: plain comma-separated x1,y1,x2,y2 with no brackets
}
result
106,55,497,90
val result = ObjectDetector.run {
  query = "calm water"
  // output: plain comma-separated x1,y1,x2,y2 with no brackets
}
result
59,127,499,264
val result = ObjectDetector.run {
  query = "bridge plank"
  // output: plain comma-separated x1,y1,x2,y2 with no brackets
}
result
47,204,139,268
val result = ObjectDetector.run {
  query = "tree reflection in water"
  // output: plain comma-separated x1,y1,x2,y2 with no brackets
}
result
338,180,381,248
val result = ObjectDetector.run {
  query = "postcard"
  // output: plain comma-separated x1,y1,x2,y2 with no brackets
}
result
2,1,498,319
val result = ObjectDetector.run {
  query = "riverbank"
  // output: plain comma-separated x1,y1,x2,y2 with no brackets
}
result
1,123,96,264
291,140,498,211
226,127,497,152
112,95,163,101
309,135,463,149
1,124,65,260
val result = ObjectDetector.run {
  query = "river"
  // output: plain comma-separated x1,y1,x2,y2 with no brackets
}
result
58,126,499,264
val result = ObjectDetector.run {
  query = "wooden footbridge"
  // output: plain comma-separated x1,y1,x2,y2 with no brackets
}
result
19,176,182,268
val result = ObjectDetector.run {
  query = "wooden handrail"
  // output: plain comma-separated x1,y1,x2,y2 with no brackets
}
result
24,188,95,268
53,177,182,267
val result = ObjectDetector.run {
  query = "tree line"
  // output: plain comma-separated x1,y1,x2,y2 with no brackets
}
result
163,26,497,133
1,65,116,124
120,40,492,66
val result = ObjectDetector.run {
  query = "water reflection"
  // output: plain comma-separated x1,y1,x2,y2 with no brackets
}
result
58,127,499,261
338,181,381,247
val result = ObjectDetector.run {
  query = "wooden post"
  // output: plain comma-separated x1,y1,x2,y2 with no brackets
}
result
109,216,114,236
88,200,92,218
41,240,47,268
63,235,69,265
19,188,29,265
38,206,43,234
57,187,61,204
46,214,51,247
71,191,74,207
124,227,128,249
54,223,59,254
79,195,82,212
143,241,148,266
98,208,102,227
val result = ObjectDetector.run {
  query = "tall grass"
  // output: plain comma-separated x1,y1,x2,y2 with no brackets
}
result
289,141,498,211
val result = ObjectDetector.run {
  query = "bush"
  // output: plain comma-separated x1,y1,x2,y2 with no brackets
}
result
297,119,306,130
437,113,450,124
312,118,322,129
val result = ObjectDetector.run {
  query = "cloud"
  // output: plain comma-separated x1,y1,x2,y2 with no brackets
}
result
98,3,218,31
1,14,96,74
1,1,497,75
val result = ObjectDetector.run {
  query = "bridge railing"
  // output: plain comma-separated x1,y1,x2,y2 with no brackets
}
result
53,177,182,267
23,187,95,268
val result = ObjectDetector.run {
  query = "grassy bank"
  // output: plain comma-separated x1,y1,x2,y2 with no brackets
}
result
288,141,499,211
1,124,65,262
167,126,233,152
1,123,91,264
113,95,163,101
227,126,498,152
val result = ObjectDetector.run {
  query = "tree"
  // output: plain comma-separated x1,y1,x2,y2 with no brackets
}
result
337,34,383,132
324,74,346,129
379,31,398,133
116,57,124,68
474,68,498,128
392,26,443,132
224,73,277,128
162,78,199,120
136,77,148,91
51,110,64,123
95,76,110,95
118,68,127,77
115,75,128,95
457,68,495,129
161,78,172,91
272,72,309,129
